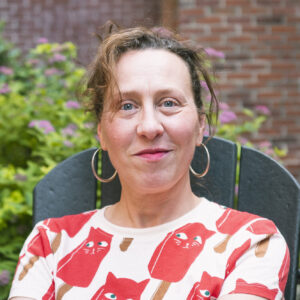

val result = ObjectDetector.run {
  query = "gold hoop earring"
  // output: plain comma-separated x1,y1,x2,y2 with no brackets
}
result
189,143,210,178
91,148,117,183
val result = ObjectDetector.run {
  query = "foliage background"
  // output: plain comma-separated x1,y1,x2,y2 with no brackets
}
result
0,25,285,299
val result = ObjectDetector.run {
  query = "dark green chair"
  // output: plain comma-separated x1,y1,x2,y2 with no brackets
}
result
33,136,300,300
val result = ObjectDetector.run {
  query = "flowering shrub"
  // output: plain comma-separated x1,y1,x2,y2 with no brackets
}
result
0,26,95,298
0,25,286,299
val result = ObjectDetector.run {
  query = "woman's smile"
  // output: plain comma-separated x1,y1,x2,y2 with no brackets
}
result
133,148,172,162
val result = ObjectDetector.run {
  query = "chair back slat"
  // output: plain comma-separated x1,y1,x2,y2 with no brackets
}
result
238,146,300,300
100,151,121,208
33,148,98,224
190,137,237,208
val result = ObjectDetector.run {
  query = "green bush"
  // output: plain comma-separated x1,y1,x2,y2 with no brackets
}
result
0,25,286,299
0,27,95,298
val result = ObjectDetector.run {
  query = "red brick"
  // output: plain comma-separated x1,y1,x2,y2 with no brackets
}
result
228,35,254,42
181,9,204,16
197,16,223,23
227,73,252,79
271,25,297,33
242,26,266,33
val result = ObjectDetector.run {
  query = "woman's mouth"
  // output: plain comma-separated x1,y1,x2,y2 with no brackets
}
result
134,148,171,161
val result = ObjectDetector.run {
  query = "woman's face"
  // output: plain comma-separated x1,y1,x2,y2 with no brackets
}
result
98,49,205,194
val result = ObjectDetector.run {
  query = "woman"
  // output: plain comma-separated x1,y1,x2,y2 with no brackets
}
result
9,24,289,300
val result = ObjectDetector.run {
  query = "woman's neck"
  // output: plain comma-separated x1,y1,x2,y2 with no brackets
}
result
104,175,201,228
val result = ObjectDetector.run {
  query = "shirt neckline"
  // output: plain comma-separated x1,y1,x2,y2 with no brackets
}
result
98,197,208,237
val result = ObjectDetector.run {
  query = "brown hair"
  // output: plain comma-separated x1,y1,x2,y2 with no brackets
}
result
83,21,219,135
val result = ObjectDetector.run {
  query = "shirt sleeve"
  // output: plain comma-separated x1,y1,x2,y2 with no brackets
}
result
218,218,290,300
9,221,55,300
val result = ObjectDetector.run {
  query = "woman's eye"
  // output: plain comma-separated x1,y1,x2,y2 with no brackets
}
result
121,103,134,110
163,100,175,107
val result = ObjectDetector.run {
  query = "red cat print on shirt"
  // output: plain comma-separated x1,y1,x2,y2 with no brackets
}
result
187,271,223,300
278,246,290,292
43,210,97,253
43,210,97,237
246,219,277,235
230,278,278,300
91,272,149,300
42,280,55,300
149,222,215,282
57,227,112,287
225,239,251,277
214,209,258,253
18,226,52,280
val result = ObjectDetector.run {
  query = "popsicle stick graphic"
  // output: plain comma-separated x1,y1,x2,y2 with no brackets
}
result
43,210,97,253
246,219,277,258
214,209,258,253
255,235,271,257
152,281,171,300
148,223,215,299
51,232,62,253
19,255,39,280
57,283,72,300
19,227,52,281
120,237,133,251
56,227,113,299
214,234,231,253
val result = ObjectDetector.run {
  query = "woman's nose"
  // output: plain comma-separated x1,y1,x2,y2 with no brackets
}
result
136,108,164,140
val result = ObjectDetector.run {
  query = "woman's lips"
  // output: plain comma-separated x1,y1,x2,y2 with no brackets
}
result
134,149,171,161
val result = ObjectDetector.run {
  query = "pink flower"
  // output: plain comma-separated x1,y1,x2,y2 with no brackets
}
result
205,47,225,59
44,68,62,76
49,53,66,63
63,140,74,147
219,111,237,124
37,37,49,44
0,66,13,75
62,124,77,136
238,137,249,145
0,84,11,94
259,141,272,148
65,100,80,109
200,80,209,91
255,105,271,115
84,122,94,129
219,102,230,110
0,270,10,286
27,59,40,65
28,120,55,134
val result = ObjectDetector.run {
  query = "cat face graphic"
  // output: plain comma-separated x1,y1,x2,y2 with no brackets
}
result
83,240,109,255
173,232,202,249
92,272,149,300
57,227,113,287
187,271,223,300
148,223,215,283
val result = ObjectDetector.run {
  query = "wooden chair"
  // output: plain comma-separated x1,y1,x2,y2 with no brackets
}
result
33,136,300,300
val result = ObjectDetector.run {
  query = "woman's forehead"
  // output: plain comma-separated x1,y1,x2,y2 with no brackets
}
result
114,49,193,94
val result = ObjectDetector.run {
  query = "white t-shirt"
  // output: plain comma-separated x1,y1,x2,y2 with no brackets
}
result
9,198,289,300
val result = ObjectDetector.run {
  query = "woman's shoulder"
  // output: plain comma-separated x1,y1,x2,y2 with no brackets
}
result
203,198,278,237
39,209,100,235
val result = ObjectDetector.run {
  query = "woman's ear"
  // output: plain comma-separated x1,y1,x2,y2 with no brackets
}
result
97,122,107,151
196,113,206,146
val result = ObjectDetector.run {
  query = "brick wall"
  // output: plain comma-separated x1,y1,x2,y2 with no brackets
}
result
0,0,160,64
178,0,300,181
0,0,299,181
